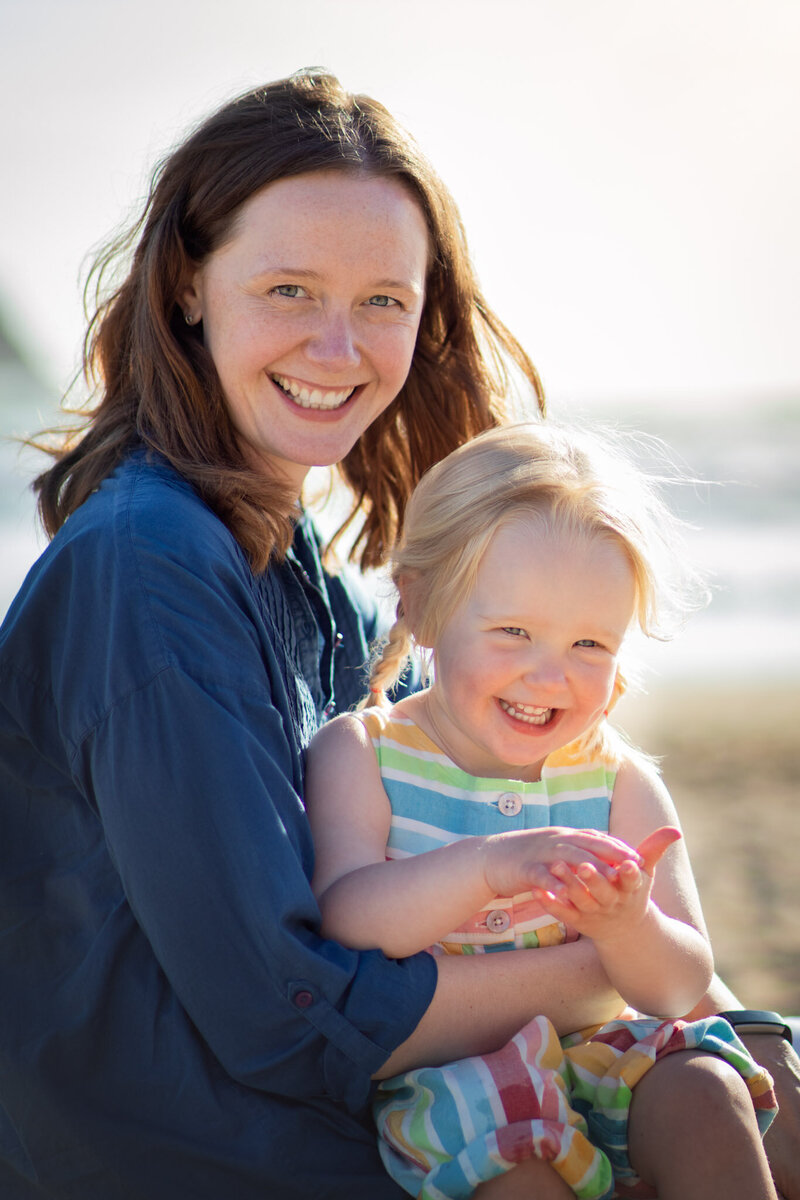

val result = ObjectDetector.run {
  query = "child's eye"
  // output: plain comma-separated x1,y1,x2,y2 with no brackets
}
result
367,294,400,308
501,627,528,638
271,284,307,298
575,639,601,649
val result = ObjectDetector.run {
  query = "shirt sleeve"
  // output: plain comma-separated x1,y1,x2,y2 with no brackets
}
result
58,472,437,1113
74,668,435,1110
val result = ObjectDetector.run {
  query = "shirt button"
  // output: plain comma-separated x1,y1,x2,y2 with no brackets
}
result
497,791,522,816
486,909,511,934
293,990,314,1009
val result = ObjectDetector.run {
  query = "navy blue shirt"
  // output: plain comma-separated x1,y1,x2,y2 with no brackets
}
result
0,451,436,1198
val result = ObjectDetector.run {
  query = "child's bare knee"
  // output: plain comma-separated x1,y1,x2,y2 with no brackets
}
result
472,1157,573,1199
629,1050,757,1183
666,1051,753,1123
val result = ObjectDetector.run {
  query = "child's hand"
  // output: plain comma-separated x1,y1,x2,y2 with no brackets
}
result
481,825,645,902
529,825,681,943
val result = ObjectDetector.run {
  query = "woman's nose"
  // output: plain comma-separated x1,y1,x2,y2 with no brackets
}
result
305,311,361,370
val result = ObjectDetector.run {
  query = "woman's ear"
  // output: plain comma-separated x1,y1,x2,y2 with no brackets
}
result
179,272,203,327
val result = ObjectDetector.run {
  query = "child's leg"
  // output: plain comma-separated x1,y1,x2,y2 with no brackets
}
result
627,1050,778,1199
473,1157,575,1199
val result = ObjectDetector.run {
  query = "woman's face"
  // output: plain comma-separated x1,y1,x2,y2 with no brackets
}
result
183,170,430,491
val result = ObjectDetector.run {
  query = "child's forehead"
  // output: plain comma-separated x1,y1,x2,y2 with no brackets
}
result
470,519,635,605
479,513,593,562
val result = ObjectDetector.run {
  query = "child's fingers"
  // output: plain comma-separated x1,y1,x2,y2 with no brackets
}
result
551,838,641,880
569,831,643,868
553,861,618,909
576,860,646,905
636,826,681,876
530,886,575,921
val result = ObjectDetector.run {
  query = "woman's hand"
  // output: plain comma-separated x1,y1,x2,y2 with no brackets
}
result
683,979,800,1200
738,1033,800,1200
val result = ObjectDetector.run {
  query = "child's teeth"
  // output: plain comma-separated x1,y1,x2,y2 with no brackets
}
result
499,699,552,725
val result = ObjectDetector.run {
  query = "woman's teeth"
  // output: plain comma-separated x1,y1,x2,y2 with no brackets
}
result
272,374,355,410
498,699,553,725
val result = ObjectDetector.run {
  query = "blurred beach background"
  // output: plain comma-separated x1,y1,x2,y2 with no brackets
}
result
1,0,798,1012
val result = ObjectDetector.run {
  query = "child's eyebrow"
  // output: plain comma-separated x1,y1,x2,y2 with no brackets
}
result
476,610,527,626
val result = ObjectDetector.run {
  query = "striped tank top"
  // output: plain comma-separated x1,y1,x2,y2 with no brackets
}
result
357,707,617,954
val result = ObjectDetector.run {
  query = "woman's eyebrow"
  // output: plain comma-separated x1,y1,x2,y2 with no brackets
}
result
248,264,423,294
372,277,425,294
247,265,322,283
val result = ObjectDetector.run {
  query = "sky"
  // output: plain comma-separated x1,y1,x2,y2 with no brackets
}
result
1,0,799,413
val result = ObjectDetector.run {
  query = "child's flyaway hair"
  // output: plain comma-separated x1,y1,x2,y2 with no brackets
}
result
363,420,709,764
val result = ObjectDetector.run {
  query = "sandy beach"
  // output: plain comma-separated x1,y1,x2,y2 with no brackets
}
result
615,680,800,1016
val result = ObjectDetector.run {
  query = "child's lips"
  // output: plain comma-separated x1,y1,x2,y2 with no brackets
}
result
497,698,553,726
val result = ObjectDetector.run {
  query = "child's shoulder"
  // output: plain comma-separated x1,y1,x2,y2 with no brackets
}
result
306,710,379,774
312,701,421,758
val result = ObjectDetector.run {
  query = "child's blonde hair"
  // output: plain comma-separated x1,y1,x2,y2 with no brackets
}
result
363,420,708,765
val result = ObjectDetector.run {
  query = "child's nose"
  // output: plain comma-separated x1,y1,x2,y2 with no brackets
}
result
521,649,567,691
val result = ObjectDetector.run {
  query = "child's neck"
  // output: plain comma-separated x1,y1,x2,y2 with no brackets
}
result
397,691,548,783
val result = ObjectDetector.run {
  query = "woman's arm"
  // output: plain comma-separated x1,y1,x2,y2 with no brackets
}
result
375,934,626,1077
685,977,800,1200
55,477,437,1115
305,715,645,959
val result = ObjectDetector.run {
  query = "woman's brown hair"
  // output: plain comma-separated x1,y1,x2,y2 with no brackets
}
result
33,69,544,572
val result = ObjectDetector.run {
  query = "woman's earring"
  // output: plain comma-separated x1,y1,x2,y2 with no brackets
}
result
184,312,194,325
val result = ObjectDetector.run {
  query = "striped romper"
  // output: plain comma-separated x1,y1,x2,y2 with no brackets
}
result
360,708,777,1200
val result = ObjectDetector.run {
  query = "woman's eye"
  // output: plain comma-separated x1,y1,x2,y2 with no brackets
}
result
367,294,399,308
272,284,306,298
575,639,600,649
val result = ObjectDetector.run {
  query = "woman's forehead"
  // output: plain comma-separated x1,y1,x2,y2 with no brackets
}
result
214,170,431,273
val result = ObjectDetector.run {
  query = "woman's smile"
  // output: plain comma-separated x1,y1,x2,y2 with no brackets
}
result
269,372,357,411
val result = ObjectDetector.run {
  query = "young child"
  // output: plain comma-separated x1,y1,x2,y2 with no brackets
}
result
304,423,778,1200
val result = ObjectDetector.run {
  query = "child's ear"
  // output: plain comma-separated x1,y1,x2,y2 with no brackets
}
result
606,669,626,715
395,572,423,641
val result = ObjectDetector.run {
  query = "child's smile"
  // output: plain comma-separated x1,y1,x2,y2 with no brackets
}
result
497,698,553,726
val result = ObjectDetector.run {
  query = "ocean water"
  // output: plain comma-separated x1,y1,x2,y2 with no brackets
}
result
2,360,798,685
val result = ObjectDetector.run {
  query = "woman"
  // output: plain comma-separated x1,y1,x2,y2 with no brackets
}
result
0,70,796,1199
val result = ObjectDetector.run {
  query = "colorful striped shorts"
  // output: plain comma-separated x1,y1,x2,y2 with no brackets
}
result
374,1012,777,1199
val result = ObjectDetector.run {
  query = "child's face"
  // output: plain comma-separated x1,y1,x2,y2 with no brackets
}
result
424,518,637,780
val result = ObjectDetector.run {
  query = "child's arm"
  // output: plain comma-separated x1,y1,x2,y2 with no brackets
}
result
304,714,644,959
529,755,714,1018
